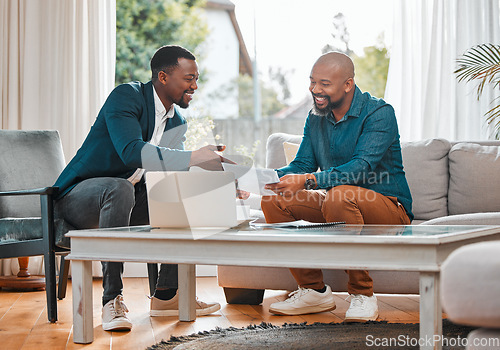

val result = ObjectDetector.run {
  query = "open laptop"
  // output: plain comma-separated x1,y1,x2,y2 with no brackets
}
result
145,171,238,228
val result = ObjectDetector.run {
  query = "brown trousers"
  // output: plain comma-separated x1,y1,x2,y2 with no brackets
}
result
261,185,411,296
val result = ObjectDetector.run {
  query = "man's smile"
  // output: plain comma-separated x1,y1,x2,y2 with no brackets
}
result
313,94,328,107
183,90,194,102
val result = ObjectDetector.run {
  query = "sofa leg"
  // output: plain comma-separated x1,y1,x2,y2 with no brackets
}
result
223,287,264,305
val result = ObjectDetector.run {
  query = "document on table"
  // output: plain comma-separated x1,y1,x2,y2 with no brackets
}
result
249,220,346,229
222,163,279,196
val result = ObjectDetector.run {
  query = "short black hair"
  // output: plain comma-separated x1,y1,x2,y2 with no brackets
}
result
150,45,196,81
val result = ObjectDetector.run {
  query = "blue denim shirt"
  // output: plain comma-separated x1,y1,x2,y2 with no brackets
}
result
278,86,413,221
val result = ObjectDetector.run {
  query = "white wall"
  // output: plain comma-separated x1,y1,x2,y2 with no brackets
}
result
186,8,240,120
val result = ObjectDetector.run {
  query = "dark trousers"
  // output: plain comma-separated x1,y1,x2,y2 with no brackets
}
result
55,177,177,305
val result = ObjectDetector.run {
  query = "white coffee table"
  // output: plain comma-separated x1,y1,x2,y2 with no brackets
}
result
66,224,500,349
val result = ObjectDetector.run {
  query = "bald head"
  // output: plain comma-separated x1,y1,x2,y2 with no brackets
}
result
309,51,356,119
314,51,355,81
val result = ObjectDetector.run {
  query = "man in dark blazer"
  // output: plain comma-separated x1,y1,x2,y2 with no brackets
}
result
54,45,224,332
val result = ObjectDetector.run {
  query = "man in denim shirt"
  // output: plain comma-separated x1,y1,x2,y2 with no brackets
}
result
263,52,413,322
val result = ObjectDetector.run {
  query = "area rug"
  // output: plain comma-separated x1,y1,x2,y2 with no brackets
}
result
147,320,475,350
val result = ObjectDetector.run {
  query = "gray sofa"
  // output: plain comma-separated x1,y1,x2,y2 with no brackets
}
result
218,133,500,303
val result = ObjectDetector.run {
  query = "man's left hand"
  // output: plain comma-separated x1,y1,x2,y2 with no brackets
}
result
264,174,308,196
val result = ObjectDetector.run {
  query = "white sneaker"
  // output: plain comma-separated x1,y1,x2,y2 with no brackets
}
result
344,294,378,322
150,292,221,317
269,285,336,315
101,295,132,331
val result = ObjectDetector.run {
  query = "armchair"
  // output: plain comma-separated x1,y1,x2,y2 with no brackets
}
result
0,130,70,323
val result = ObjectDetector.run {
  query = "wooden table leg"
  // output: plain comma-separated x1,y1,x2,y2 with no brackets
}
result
419,271,442,350
72,260,94,344
178,264,196,321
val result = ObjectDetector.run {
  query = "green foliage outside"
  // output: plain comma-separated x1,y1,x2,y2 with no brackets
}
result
352,36,390,99
115,0,209,85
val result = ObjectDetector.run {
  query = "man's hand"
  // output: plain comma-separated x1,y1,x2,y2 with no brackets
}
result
264,174,308,196
189,144,234,171
235,179,250,199
236,189,250,200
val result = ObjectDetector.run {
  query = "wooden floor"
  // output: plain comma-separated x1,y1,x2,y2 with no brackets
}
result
0,277,444,349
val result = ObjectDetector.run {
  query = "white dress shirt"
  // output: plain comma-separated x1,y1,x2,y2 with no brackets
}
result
127,86,175,185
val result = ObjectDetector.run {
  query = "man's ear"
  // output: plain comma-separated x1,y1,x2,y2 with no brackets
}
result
157,70,169,85
344,77,354,93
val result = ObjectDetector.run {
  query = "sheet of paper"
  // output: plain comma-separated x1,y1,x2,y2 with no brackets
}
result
222,163,279,196
249,220,346,229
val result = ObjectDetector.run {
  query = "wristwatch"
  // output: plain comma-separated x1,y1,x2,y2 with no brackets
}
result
304,176,317,190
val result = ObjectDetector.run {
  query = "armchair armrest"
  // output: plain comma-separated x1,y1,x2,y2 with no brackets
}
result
0,187,59,197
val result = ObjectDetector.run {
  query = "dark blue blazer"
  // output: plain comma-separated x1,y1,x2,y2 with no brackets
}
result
54,81,189,199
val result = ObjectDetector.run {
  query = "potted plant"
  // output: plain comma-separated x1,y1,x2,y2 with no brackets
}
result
455,44,500,138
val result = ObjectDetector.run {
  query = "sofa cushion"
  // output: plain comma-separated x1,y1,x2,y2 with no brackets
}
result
421,212,500,225
448,143,500,215
401,139,451,220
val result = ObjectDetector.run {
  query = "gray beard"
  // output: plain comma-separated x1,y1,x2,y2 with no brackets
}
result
312,103,330,117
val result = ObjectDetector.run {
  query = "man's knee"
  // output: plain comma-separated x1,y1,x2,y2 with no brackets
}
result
325,185,379,204
261,195,279,214
321,185,366,220
324,185,359,206
100,178,135,208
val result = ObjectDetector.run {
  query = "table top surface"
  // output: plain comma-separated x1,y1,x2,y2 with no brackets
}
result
66,223,500,245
